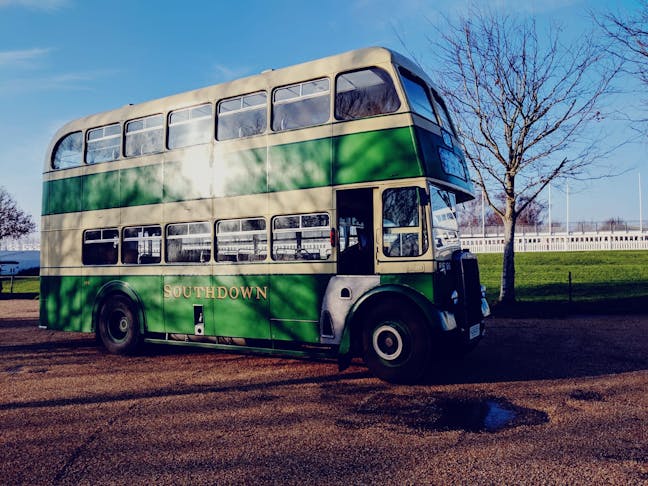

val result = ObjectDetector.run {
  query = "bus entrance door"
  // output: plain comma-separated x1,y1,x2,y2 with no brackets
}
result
336,188,374,275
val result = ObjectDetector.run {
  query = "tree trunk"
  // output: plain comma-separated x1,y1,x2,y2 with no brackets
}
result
499,217,516,304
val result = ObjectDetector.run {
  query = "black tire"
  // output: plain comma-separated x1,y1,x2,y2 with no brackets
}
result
97,294,142,355
361,303,431,384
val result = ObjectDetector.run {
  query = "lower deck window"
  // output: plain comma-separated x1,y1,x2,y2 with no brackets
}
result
216,217,267,262
272,213,331,261
166,222,211,263
122,225,162,264
82,228,119,265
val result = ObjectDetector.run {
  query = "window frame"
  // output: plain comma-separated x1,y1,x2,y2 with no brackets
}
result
397,67,439,125
272,77,331,132
85,123,122,164
51,131,83,170
381,187,429,258
271,212,332,261
121,224,162,265
334,66,401,121
82,227,119,265
216,91,268,141
167,103,213,150
124,113,165,157
165,221,212,264
215,217,268,263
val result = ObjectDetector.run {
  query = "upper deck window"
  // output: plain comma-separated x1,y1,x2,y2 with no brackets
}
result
86,123,121,164
52,131,82,169
125,114,164,157
431,90,455,135
335,67,400,120
217,92,267,141
272,78,330,131
168,104,213,149
398,69,437,124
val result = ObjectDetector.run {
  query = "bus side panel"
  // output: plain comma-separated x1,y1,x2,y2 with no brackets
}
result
84,171,120,211
268,274,332,343
380,274,434,301
164,158,212,202
41,275,86,332
268,138,331,193
211,274,270,340
332,127,421,185
163,275,215,336
216,148,267,197
120,165,164,207
120,275,165,333
43,176,83,215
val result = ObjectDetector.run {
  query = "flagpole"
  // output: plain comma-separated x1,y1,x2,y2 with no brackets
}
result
640,173,643,232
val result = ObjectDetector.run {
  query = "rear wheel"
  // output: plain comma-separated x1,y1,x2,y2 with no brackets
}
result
97,294,141,355
362,303,431,384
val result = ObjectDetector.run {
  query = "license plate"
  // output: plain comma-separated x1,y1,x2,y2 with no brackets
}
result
469,324,481,340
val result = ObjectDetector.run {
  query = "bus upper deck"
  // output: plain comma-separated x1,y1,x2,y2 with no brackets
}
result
43,47,473,218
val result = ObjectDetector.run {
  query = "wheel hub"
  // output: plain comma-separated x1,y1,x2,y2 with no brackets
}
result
373,324,403,361
119,317,129,333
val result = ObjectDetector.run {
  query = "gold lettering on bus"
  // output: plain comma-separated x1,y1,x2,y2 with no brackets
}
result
163,285,268,301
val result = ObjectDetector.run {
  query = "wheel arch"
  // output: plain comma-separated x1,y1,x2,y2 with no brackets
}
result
92,280,146,334
338,284,445,359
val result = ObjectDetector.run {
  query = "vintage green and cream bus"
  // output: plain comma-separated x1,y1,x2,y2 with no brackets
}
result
40,47,489,383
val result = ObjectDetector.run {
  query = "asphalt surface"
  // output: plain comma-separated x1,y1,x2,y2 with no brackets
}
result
1,299,647,485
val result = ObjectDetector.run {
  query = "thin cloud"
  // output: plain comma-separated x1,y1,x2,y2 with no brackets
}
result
0,0,70,10
211,63,251,83
0,47,52,67
0,69,118,96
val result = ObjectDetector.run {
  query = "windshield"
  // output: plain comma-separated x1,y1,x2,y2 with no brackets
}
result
429,183,460,258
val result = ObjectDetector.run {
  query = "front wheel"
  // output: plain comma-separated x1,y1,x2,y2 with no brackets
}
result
97,295,142,355
362,304,431,384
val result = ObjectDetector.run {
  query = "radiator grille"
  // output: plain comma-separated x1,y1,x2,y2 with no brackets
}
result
452,251,483,329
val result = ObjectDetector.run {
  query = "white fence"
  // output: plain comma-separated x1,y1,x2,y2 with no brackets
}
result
462,230,648,253
0,236,40,251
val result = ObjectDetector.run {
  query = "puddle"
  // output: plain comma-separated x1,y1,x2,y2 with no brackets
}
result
349,393,548,433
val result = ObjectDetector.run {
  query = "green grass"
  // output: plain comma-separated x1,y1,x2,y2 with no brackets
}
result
3,252,648,309
477,250,648,304
0,276,40,298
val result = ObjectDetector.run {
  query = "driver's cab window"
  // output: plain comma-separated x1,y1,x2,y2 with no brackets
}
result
382,187,429,257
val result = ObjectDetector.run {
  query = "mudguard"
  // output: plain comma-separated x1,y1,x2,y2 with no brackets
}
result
92,280,146,334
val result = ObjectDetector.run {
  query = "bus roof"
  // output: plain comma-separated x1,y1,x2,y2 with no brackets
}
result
46,47,431,158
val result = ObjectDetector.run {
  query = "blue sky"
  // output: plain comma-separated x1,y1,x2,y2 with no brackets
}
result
0,0,645,230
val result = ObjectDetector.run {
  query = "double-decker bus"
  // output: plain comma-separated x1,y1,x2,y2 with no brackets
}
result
40,47,489,383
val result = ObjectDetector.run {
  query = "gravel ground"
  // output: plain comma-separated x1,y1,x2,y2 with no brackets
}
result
1,299,647,485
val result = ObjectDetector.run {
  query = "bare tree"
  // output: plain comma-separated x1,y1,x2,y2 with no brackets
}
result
428,9,619,303
598,1,648,127
599,1,648,87
0,187,35,241
459,193,546,230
